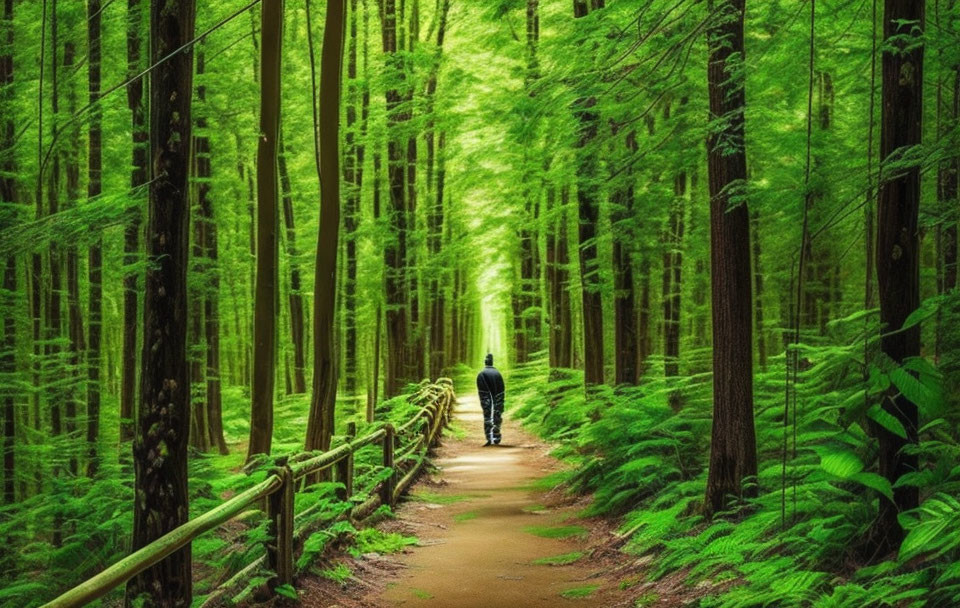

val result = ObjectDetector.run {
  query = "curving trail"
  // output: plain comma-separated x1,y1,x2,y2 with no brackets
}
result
360,394,632,608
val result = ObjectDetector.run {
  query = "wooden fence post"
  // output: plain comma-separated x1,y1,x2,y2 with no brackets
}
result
380,424,396,508
266,457,294,589
336,422,356,503
423,409,433,451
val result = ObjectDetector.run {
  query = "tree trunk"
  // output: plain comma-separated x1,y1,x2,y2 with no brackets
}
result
305,0,344,455
703,0,757,517
752,210,767,369
866,0,925,558
86,0,103,477
248,0,284,461
277,135,307,394
382,0,411,397
573,0,604,389
613,129,638,385
662,170,685,378
63,39,82,478
1,0,16,504
342,0,364,396
125,1,195,603
121,0,146,445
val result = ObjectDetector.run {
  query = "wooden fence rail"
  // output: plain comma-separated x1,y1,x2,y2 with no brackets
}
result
42,378,457,608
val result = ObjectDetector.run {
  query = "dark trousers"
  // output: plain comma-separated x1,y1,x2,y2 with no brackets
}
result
480,394,503,443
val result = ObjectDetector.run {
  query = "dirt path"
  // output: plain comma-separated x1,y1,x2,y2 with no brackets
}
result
355,394,634,608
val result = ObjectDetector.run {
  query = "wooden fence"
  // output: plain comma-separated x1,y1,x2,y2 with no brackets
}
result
42,378,457,608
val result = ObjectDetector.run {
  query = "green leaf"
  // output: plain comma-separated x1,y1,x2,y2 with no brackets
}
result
850,472,893,501
890,366,942,415
901,300,938,331
275,584,298,599
866,404,907,439
816,446,864,479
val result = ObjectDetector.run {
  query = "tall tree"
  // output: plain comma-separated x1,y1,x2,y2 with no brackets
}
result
547,184,573,372
195,48,227,455
381,0,411,396
126,0,195,603
612,131,639,386
85,0,103,476
342,0,362,395
121,0,146,445
305,0,344,455
867,0,925,557
278,135,307,395
703,0,757,517
1,0,16,504
573,0,604,389
248,0,284,460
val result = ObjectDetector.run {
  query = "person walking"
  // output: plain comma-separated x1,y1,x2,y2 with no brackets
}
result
477,353,505,446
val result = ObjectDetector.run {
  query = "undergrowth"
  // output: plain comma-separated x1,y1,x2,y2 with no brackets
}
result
0,382,435,607
512,303,960,607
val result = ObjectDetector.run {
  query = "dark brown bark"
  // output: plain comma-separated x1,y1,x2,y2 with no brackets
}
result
191,49,228,455
703,0,757,517
572,2,603,388
125,0,194,603
121,0,146,445
342,0,362,395
305,0,344,455
425,0,450,379
1,0,16,504
86,0,103,476
248,0,284,460
382,0,411,396
278,135,307,394
866,0,925,558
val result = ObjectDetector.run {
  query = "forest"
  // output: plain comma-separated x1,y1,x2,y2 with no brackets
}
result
0,0,959,606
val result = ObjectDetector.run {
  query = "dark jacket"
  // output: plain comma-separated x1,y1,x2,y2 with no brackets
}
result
477,365,505,412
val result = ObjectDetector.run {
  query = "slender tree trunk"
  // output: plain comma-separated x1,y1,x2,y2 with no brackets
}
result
1,0,16,505
638,256,652,373
248,0,284,460
573,0,604,389
752,210,767,369
382,0,410,397
85,0,103,476
343,0,361,395
126,1,194,603
703,0,757,517
557,186,573,369
47,5,68,517
63,39,81,478
866,0,925,558
121,0,145,445
662,170,685,378
188,99,208,453
278,135,307,394
305,0,344,455
613,129,638,385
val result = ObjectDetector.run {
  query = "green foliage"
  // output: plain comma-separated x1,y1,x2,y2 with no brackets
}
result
523,524,588,540
559,584,600,599
511,301,960,608
532,551,584,566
